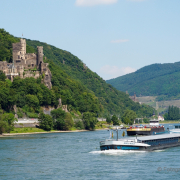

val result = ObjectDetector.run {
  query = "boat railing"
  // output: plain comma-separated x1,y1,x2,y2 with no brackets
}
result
104,138,143,144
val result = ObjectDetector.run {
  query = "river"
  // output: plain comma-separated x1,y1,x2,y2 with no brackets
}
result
0,124,180,180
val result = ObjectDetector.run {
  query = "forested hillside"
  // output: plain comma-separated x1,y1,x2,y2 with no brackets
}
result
0,28,155,117
107,63,180,101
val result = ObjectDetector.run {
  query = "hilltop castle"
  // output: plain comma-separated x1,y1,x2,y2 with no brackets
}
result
126,91,139,103
0,39,52,89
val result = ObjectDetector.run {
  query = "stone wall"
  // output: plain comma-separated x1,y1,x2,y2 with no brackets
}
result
23,70,40,79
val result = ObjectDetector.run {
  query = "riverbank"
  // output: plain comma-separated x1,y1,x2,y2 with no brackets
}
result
0,127,109,137
2,121,177,137
1,130,89,137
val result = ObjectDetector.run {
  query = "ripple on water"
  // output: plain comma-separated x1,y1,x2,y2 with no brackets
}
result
1,129,180,180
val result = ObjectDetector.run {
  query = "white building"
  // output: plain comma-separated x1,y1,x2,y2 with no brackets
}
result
158,115,164,121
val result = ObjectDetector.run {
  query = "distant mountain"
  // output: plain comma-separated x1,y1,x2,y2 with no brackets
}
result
0,28,155,117
106,62,180,101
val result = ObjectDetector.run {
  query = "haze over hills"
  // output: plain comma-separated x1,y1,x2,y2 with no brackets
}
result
0,29,155,117
106,62,180,101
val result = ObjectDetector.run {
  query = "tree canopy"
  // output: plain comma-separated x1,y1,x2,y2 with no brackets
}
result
82,112,97,130
111,115,119,125
121,110,137,125
0,109,17,134
164,106,180,120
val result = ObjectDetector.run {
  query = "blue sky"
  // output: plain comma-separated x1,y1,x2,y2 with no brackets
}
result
1,0,180,80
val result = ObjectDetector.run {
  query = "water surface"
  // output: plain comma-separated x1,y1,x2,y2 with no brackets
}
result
0,124,180,180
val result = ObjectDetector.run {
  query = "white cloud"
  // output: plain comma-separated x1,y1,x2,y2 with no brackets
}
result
111,39,129,43
99,65,136,80
75,0,118,7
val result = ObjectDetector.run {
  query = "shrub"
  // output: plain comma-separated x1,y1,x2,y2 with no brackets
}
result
106,116,111,124
26,112,38,118
82,112,97,130
64,113,74,130
75,120,84,130
17,108,23,118
39,112,53,131
111,115,119,125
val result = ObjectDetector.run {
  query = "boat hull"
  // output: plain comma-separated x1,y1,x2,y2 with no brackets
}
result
100,141,180,151
127,127,165,136
100,134,180,151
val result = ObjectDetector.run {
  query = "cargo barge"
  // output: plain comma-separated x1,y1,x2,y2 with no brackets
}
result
100,133,180,151
126,120,165,136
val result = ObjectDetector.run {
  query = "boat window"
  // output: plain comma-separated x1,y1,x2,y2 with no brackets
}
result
175,125,180,129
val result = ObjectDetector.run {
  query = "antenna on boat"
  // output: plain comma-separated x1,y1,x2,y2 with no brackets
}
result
116,127,118,141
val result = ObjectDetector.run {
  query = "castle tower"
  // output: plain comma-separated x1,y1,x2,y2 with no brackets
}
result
20,39,26,55
37,46,43,67
12,38,26,63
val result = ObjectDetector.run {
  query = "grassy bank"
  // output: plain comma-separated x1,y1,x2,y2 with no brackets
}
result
10,127,49,133
160,120,180,124
95,121,109,129
7,121,123,135
9,126,106,134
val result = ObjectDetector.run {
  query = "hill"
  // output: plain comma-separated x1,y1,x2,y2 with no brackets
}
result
0,28,155,117
106,63,180,101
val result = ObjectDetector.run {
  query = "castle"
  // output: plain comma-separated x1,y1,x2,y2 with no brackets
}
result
126,91,139,103
0,39,52,89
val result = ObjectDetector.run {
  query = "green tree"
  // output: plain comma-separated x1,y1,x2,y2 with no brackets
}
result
106,116,111,124
0,71,6,81
2,113,17,132
51,108,66,130
39,112,53,131
75,120,84,130
64,113,74,130
121,110,137,125
82,112,97,130
164,113,168,120
111,115,119,125
0,111,16,134
166,105,180,120
26,94,40,112
0,120,8,134
143,118,150,123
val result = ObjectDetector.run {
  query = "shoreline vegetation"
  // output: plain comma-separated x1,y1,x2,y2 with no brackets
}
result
0,120,179,137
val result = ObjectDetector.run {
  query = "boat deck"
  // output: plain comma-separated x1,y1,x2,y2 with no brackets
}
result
115,133,180,142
